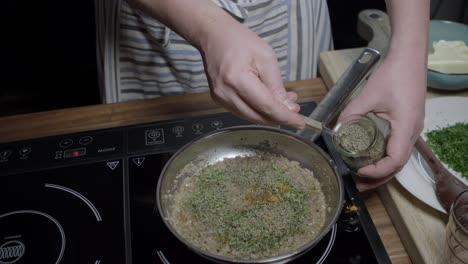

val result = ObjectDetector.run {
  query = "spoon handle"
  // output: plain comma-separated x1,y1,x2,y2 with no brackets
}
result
414,136,445,174
302,115,323,131
302,115,338,138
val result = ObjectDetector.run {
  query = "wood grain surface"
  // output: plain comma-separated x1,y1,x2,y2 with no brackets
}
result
0,76,408,262
0,79,326,143
320,48,468,264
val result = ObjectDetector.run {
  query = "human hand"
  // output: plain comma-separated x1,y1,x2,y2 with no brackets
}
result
339,52,426,191
199,15,304,129
128,0,304,129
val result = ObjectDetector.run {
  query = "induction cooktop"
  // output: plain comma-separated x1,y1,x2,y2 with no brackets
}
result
0,102,391,264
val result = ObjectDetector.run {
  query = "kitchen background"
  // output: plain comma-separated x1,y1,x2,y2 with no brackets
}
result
1,0,467,117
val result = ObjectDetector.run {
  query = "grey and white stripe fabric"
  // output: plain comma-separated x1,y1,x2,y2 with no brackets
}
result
95,0,333,103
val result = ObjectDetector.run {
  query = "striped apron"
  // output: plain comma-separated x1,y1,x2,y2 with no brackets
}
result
96,0,333,103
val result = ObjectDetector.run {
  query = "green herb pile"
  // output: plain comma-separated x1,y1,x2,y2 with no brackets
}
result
426,122,468,179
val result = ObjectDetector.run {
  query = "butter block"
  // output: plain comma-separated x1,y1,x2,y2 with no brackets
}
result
428,40,468,74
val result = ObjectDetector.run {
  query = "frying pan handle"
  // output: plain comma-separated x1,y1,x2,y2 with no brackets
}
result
299,9,391,142
357,9,391,56
299,47,381,141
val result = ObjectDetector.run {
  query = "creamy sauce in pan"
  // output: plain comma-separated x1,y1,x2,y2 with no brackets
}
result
169,152,327,260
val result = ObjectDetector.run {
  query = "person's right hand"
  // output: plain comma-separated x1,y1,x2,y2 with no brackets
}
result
128,0,304,129
198,12,305,129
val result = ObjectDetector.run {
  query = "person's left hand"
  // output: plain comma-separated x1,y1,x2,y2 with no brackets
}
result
339,52,427,191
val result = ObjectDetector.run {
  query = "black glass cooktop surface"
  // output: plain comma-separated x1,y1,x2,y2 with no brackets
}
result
0,101,391,264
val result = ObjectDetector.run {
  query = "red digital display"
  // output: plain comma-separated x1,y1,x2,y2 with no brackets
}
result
63,148,86,158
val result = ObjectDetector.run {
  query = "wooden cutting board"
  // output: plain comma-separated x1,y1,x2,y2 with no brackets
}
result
319,47,468,264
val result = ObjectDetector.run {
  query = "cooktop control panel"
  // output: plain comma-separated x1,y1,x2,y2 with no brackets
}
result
0,103,316,175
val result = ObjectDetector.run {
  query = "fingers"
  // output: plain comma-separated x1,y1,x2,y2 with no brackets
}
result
208,43,303,128
285,92,301,113
355,120,413,184
356,156,402,181
256,50,302,119
256,49,286,96
354,174,394,192
222,95,273,125
211,71,303,127
237,72,304,128
210,82,273,125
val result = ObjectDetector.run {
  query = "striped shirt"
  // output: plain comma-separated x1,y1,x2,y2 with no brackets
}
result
96,0,333,103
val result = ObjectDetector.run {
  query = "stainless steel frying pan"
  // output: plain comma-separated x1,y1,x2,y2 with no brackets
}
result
157,126,343,263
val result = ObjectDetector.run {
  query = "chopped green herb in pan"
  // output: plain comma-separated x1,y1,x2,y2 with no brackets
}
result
169,152,327,260
426,122,468,179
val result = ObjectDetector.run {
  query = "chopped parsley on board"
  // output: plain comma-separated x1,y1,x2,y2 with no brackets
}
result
426,122,468,179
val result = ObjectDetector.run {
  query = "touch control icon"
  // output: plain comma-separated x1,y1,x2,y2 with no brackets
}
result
54,151,63,160
145,129,165,145
78,136,93,145
172,126,184,137
132,157,145,167
211,120,223,130
192,123,204,134
59,139,73,148
19,147,31,156
0,240,26,264
0,150,12,160
107,161,120,170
